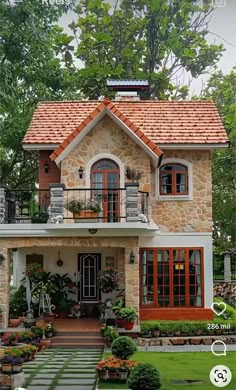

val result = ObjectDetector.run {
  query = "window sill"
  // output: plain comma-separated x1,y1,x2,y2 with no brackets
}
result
157,195,192,201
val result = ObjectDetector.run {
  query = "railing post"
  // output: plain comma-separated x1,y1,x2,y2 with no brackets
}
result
49,184,65,223
125,183,139,222
0,187,6,223
224,251,231,282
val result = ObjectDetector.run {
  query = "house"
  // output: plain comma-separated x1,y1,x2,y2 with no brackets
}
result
0,81,229,328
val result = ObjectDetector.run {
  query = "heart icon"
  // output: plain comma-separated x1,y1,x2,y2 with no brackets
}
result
211,301,227,316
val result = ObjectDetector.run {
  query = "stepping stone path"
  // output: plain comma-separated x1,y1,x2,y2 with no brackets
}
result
23,348,103,390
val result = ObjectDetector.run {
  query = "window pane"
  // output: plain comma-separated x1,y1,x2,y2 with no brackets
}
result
141,250,154,304
157,250,170,307
92,159,118,170
189,250,202,306
161,174,172,193
176,173,186,193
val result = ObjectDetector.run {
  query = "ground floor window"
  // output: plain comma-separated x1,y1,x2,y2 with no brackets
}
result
140,248,203,308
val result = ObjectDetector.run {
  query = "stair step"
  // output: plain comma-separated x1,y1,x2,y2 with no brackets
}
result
56,331,101,337
51,343,104,349
52,337,104,344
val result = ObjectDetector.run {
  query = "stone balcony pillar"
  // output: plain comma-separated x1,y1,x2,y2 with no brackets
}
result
0,187,6,223
49,184,65,223
0,248,10,329
125,182,139,222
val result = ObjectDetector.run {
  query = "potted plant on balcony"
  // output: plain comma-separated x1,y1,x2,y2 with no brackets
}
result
112,299,125,328
31,211,49,223
119,307,138,330
125,166,143,183
66,199,102,221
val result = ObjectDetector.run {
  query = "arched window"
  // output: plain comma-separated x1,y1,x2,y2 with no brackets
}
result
160,164,188,195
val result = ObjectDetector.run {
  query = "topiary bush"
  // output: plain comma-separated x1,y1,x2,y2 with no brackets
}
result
128,362,161,389
111,336,137,359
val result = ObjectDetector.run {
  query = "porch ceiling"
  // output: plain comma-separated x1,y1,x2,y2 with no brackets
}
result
0,222,159,238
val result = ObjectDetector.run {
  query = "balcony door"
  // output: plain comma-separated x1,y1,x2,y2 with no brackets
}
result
91,159,120,222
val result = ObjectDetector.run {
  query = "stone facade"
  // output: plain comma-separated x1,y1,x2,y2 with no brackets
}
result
61,115,151,192
0,248,10,328
153,150,212,232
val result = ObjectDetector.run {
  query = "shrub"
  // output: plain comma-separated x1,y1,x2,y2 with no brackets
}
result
128,362,161,390
213,298,236,319
111,336,137,360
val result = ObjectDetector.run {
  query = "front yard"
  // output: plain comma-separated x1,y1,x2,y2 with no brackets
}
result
98,351,236,389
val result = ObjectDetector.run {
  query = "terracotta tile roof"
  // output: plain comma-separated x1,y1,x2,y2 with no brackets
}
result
22,100,228,147
50,99,163,161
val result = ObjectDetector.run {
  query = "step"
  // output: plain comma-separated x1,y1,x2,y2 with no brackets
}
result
51,336,104,343
51,343,104,349
56,331,101,337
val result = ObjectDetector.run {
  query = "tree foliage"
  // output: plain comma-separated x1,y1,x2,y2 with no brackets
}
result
72,0,223,99
203,70,236,249
0,0,79,188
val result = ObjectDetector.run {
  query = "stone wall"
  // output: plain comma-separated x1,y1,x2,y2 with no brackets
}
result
213,282,236,306
0,248,10,328
61,115,151,192
152,150,212,232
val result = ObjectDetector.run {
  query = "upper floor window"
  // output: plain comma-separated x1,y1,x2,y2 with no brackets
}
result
160,163,188,196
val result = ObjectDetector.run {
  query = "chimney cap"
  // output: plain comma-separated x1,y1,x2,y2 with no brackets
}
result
107,79,149,90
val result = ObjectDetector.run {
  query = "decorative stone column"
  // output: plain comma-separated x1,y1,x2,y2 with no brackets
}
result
0,187,6,223
125,183,139,222
124,243,139,318
0,248,10,328
49,184,65,223
224,251,232,282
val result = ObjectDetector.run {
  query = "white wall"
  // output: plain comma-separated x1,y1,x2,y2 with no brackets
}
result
139,232,213,309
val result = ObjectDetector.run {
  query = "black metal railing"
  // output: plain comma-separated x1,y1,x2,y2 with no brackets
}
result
5,189,50,223
4,187,149,224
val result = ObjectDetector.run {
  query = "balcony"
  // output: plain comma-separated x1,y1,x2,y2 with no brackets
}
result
0,185,149,225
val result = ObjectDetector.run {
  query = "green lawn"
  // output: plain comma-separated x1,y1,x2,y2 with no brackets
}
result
98,351,236,389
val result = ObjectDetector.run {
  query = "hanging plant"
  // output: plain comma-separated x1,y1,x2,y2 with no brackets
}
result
25,263,47,282
97,268,120,293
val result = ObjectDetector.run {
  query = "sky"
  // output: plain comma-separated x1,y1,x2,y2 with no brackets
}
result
59,0,236,95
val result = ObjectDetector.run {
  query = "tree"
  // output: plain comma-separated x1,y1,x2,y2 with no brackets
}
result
203,70,236,249
0,0,79,188
72,0,223,99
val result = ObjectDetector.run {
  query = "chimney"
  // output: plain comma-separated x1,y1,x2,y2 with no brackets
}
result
107,79,149,101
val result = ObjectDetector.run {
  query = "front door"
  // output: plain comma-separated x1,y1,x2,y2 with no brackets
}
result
91,159,120,222
78,253,101,301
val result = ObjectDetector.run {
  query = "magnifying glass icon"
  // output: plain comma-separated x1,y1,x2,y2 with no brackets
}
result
217,373,224,380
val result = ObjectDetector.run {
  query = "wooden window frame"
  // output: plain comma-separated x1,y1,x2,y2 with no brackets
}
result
159,164,188,196
139,247,204,309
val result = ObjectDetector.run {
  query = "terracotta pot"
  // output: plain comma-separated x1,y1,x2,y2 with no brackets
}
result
2,364,12,373
123,321,134,330
152,330,160,337
115,318,124,328
9,318,20,327
19,316,26,324
41,339,52,349
215,329,222,335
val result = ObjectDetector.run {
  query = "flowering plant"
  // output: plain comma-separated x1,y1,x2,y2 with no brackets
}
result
97,268,120,293
25,263,46,281
4,347,23,358
2,355,13,364
13,356,24,365
96,356,139,373
1,332,19,345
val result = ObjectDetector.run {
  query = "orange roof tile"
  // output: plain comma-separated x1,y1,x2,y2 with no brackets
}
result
22,100,228,147
50,99,163,161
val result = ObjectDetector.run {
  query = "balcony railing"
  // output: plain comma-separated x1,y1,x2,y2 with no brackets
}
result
1,185,149,224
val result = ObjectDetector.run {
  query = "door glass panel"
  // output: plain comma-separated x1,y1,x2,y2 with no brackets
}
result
157,250,170,307
173,250,185,306
189,250,202,306
141,250,154,304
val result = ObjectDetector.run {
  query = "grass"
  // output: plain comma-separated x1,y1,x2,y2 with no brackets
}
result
98,351,236,389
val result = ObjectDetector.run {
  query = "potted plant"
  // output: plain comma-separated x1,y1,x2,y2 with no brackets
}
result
31,211,49,223
1,332,19,346
97,268,120,293
66,199,102,221
150,322,161,337
45,323,56,338
12,356,24,372
112,299,125,328
119,307,138,330
119,365,129,381
103,326,119,346
96,363,107,380
1,355,13,373
43,311,55,323
125,166,143,182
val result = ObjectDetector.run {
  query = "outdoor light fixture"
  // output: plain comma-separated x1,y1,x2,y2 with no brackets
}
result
78,166,84,179
129,251,135,263
88,229,98,235
44,162,49,174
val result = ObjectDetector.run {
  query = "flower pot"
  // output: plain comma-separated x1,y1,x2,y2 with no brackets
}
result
123,321,134,330
2,363,12,373
215,329,222,335
41,339,51,349
98,371,107,380
74,210,99,223
194,330,202,336
19,316,26,324
9,318,20,327
151,330,160,337
13,364,22,373
174,331,181,337
115,318,124,328
119,371,128,380
108,371,119,380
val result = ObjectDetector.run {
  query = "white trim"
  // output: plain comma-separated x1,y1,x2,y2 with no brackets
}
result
156,157,193,201
22,144,60,150
54,108,161,166
86,153,125,188
158,143,228,150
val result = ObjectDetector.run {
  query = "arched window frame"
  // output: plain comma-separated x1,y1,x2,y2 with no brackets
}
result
156,158,193,201
85,153,125,188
